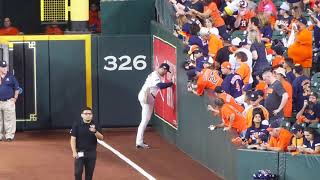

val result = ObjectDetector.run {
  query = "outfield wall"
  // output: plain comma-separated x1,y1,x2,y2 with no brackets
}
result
1,34,151,130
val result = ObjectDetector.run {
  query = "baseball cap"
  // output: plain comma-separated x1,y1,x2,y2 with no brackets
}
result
199,27,210,36
188,45,201,55
221,62,232,69
290,124,304,134
214,86,224,93
280,2,290,11
159,63,171,73
231,37,241,47
0,61,7,68
248,91,259,101
274,67,286,77
294,64,303,74
267,121,280,132
297,17,307,25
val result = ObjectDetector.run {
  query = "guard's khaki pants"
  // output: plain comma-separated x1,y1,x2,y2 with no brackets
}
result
0,100,16,140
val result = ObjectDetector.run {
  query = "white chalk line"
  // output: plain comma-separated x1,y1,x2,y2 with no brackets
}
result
98,140,156,180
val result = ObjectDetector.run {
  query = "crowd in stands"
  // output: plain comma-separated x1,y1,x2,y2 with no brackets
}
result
169,0,320,154
0,2,101,36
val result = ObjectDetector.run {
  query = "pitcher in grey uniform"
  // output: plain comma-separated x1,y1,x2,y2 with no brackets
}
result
136,63,173,148
0,61,19,141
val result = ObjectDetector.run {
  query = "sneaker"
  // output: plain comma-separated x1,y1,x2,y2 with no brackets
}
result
136,143,150,149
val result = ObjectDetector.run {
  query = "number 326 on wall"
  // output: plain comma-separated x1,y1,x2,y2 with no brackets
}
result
104,55,147,71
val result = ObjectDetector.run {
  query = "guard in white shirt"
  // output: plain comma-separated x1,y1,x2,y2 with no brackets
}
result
136,63,173,149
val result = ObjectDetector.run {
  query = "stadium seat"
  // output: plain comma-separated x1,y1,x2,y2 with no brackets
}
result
311,72,320,99
280,120,291,130
231,30,246,40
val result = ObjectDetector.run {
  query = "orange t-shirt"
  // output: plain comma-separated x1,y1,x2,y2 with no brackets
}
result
218,92,244,113
255,80,268,93
220,104,247,133
196,69,222,95
89,10,99,26
0,27,20,35
288,28,313,68
268,128,292,151
281,79,293,118
208,34,223,57
272,55,285,68
45,27,63,35
236,62,251,84
205,2,225,27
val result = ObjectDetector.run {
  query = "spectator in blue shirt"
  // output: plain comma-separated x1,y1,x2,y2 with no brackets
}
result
292,64,311,112
244,107,269,145
283,57,296,84
297,127,320,154
296,92,320,126
220,61,244,98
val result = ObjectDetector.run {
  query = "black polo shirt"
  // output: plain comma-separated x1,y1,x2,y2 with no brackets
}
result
70,119,102,152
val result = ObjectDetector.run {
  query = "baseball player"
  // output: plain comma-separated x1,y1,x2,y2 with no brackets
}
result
136,63,173,149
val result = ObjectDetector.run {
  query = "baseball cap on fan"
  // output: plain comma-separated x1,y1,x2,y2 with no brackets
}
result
0,61,7,67
159,63,171,73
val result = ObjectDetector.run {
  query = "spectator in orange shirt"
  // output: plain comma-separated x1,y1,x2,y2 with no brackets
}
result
255,74,268,98
209,98,247,135
214,86,244,113
271,42,285,69
0,17,20,35
235,51,251,85
287,18,313,77
45,23,64,35
205,18,223,58
274,67,293,119
261,121,293,152
191,0,229,40
89,3,101,33
192,61,222,96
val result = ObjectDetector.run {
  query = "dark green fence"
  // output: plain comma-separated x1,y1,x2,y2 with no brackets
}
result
100,0,156,35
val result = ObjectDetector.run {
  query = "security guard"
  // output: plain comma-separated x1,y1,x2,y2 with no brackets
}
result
0,60,19,141
70,107,103,180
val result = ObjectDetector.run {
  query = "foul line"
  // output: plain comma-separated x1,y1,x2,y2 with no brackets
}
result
98,140,156,180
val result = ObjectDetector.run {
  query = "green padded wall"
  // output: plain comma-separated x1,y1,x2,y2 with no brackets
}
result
284,153,320,180
100,0,156,35
236,150,279,180
97,35,151,127
49,40,87,128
